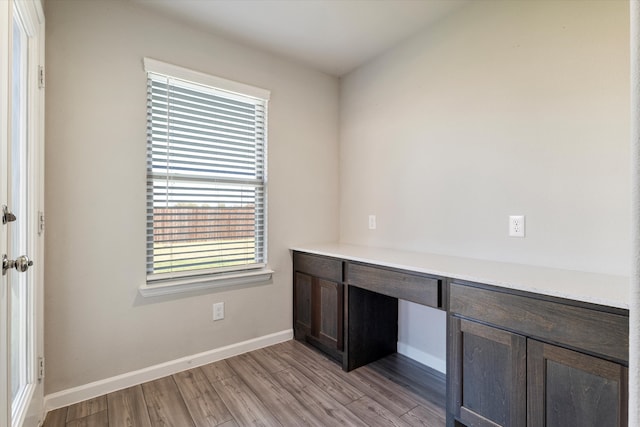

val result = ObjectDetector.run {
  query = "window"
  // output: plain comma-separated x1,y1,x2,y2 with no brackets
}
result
142,58,271,295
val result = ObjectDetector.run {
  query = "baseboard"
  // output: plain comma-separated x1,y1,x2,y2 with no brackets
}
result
43,329,293,414
397,342,446,374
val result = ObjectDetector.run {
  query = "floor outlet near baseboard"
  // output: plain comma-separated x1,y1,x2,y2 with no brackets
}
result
213,302,225,321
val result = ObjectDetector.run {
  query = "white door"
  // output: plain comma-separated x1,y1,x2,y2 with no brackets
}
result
0,1,45,426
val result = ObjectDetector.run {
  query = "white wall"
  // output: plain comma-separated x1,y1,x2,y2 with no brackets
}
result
44,0,339,394
340,0,630,371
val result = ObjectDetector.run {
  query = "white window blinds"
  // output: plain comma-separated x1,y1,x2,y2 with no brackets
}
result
145,59,269,283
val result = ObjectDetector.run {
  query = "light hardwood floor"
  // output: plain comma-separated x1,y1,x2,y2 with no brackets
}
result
43,340,446,427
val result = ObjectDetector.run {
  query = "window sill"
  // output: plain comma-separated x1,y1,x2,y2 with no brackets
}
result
138,268,274,297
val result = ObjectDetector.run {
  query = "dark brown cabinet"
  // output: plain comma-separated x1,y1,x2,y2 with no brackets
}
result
292,249,629,426
293,252,344,362
528,340,628,427
449,317,526,427
448,282,629,427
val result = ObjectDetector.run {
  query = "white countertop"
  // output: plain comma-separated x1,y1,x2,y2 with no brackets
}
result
291,243,630,310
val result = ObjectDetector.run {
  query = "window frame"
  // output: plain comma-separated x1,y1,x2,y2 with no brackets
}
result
139,58,272,297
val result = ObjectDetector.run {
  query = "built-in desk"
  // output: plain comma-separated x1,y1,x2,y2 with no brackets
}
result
292,243,630,427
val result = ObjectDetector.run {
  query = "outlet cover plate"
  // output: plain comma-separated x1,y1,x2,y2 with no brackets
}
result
213,302,225,321
368,214,376,230
509,215,525,237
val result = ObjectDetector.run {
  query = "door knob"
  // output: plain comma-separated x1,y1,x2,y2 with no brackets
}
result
2,205,16,224
2,254,33,275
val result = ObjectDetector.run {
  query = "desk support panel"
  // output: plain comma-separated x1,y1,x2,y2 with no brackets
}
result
345,285,398,371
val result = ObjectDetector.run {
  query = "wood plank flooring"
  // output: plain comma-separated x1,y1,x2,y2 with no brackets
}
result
43,340,446,427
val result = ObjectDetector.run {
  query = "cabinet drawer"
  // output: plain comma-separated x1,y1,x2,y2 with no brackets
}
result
293,252,342,283
347,263,441,308
449,283,629,364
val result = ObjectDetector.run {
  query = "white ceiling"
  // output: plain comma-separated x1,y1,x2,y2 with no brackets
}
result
132,0,469,76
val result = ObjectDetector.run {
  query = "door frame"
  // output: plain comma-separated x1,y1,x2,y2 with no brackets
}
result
1,0,11,424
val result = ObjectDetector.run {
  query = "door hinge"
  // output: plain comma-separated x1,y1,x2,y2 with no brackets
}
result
38,211,44,235
38,66,45,89
38,357,45,382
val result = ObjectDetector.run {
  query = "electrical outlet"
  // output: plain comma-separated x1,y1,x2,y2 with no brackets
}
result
368,214,376,230
213,302,225,321
509,215,525,237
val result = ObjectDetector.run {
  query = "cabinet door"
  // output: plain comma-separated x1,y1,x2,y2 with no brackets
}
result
527,340,628,427
448,316,526,427
293,270,344,359
293,272,312,339
313,279,343,352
